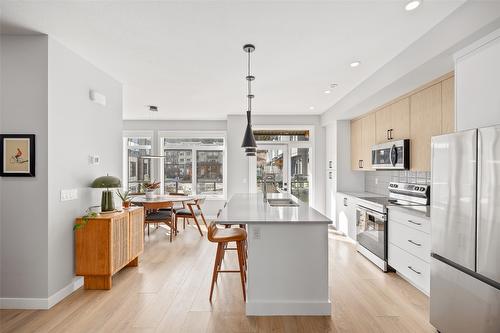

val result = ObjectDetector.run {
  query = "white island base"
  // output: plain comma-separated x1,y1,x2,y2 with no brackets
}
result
245,223,331,316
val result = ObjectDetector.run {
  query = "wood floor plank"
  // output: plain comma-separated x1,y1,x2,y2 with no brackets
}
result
0,227,436,333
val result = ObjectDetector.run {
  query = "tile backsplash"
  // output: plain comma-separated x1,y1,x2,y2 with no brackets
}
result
365,171,431,195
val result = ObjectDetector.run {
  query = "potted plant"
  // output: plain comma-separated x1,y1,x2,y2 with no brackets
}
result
143,180,161,199
116,189,132,209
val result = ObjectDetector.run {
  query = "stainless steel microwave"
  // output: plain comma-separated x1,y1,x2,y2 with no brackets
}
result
371,139,410,170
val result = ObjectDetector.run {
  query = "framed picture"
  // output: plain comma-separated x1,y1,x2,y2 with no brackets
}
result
0,134,36,177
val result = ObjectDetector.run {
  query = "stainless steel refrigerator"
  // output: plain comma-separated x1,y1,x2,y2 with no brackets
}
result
430,125,500,333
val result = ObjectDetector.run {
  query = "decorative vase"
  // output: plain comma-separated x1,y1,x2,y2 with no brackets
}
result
101,190,115,212
122,201,131,209
145,189,155,199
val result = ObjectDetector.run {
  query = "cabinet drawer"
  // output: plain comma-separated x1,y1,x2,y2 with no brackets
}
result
389,220,430,263
388,243,430,295
389,208,430,234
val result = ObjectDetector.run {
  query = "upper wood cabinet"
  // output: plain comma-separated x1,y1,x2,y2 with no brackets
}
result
350,73,454,172
375,98,410,143
410,83,443,171
441,76,455,134
351,113,376,170
351,118,363,170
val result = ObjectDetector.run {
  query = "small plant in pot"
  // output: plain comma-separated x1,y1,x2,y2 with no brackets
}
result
116,189,132,209
143,180,161,199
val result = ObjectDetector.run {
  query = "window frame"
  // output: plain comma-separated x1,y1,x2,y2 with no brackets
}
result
159,131,227,200
122,130,155,193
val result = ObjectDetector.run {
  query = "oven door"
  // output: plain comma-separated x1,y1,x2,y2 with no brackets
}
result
356,206,387,261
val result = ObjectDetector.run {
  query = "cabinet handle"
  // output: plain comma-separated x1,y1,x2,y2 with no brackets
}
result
360,160,363,169
387,129,390,140
389,129,394,140
408,239,422,247
343,198,348,207
407,219,422,226
408,266,421,275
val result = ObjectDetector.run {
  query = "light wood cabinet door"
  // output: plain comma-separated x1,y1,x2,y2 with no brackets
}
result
441,76,455,134
410,83,442,171
361,113,376,170
111,214,130,274
375,98,410,143
390,98,410,140
350,118,363,170
128,207,144,261
375,105,392,143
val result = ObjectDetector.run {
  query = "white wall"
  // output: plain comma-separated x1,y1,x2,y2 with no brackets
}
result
0,35,49,299
0,35,122,308
455,28,500,131
47,38,123,296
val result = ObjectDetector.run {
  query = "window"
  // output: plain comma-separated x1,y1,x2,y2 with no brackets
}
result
162,134,225,199
164,149,193,195
126,137,152,193
196,150,223,196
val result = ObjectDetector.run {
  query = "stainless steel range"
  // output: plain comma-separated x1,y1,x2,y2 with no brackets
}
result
356,182,430,271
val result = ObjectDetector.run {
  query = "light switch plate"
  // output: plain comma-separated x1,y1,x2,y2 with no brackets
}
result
60,189,78,201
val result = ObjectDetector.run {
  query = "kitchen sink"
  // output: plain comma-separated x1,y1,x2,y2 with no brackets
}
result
267,198,299,207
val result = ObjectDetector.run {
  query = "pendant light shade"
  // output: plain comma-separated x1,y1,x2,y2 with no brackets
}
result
241,111,257,148
241,44,257,152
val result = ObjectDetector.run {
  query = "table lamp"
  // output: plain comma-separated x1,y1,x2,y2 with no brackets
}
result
91,174,122,212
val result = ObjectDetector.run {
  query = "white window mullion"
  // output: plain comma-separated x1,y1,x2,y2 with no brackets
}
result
192,148,197,195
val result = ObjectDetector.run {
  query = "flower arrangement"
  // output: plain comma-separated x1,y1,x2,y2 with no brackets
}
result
143,180,161,191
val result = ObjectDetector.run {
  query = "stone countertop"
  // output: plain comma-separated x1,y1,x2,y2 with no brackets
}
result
216,193,332,224
338,191,384,198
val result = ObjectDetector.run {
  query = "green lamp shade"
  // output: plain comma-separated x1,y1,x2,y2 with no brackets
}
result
91,175,121,212
91,175,121,188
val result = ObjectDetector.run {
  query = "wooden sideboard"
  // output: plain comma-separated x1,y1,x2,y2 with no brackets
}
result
75,206,144,289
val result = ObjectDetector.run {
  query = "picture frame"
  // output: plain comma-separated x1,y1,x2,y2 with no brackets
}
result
0,134,36,177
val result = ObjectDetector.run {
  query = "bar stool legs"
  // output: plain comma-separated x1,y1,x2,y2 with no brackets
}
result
209,239,247,302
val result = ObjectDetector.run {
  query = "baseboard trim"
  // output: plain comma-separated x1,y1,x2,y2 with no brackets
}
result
0,277,83,310
246,300,331,316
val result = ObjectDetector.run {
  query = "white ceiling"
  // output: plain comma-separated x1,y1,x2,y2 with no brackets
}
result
0,1,465,120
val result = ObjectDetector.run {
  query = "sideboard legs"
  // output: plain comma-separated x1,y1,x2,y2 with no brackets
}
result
84,276,112,290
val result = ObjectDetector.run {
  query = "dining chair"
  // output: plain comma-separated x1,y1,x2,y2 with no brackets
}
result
143,201,175,242
174,198,207,236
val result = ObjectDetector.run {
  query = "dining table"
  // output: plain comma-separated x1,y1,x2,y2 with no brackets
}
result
131,194,198,204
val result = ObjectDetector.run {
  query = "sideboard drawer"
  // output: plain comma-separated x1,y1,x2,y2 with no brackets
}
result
389,220,430,263
389,207,430,234
388,243,430,295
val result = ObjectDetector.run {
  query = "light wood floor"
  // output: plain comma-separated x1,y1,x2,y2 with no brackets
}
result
0,225,436,333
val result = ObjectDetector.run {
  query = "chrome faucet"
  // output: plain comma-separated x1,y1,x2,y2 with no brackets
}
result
262,174,275,202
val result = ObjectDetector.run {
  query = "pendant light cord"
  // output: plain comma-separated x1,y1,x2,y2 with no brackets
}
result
247,50,252,113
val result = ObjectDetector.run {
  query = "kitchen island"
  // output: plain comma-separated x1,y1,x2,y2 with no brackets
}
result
216,193,332,316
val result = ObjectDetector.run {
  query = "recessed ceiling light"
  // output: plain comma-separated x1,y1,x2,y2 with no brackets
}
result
324,90,331,94
330,83,339,89
309,106,315,110
405,0,421,11
350,61,361,68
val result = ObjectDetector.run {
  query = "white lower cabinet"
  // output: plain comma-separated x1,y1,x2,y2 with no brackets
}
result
388,243,430,294
388,207,431,295
335,193,357,241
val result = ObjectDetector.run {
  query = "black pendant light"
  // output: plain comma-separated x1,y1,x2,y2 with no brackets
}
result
241,44,257,154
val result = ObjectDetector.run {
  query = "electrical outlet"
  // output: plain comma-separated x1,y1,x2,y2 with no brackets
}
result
252,226,261,240
60,189,78,201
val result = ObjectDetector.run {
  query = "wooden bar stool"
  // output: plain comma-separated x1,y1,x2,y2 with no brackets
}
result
207,222,247,302
174,198,207,236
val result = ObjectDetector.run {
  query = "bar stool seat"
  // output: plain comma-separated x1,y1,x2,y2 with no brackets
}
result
208,222,247,302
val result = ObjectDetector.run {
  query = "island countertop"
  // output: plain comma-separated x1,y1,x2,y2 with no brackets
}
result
217,193,332,224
